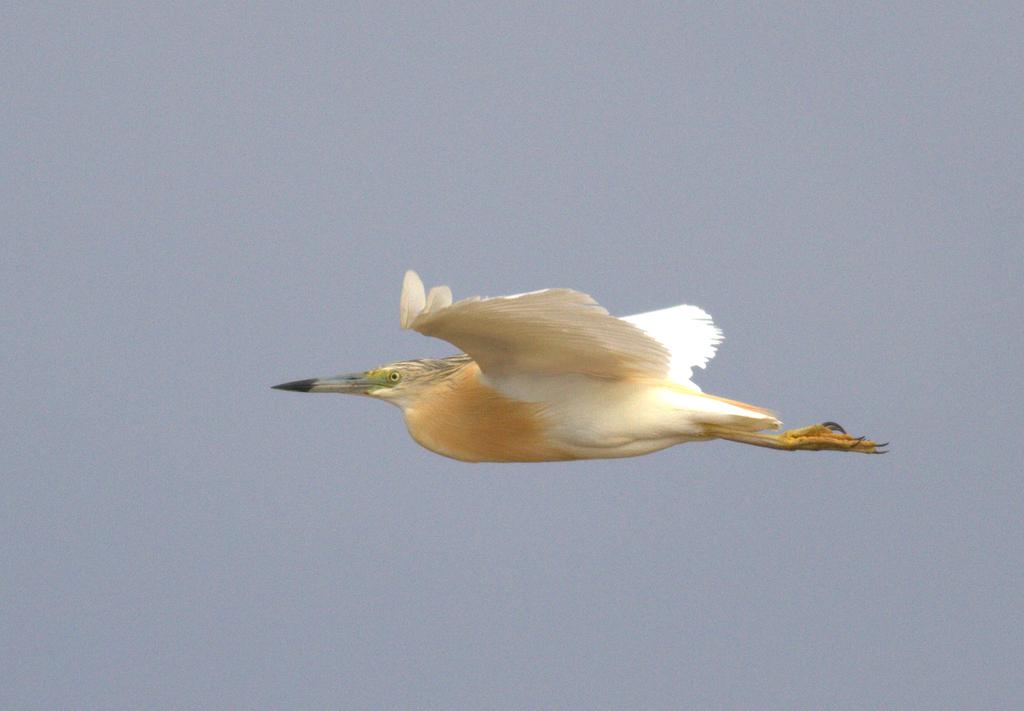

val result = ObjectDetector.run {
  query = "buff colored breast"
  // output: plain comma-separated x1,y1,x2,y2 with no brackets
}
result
402,362,574,462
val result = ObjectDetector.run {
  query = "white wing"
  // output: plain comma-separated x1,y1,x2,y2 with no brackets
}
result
400,270,669,379
622,305,723,390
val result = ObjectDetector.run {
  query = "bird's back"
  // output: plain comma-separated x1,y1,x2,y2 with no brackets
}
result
399,358,778,462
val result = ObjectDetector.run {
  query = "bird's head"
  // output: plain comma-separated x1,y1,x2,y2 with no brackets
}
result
273,356,467,409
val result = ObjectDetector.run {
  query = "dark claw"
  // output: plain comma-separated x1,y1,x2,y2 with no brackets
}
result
875,441,889,448
846,436,866,448
822,421,847,434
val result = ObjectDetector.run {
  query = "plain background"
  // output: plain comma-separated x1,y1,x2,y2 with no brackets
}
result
4,3,1022,709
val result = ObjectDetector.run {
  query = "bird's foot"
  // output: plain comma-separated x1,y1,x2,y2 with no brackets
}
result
780,422,887,454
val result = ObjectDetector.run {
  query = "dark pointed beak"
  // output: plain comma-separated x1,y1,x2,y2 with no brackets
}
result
271,379,318,392
272,373,377,394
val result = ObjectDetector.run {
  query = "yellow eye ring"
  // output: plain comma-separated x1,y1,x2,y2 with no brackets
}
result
388,370,401,383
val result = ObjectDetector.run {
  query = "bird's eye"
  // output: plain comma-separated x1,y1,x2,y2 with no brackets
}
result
388,370,401,383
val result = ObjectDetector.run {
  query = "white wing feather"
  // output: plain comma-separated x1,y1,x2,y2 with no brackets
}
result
399,270,426,328
400,270,669,379
622,305,723,390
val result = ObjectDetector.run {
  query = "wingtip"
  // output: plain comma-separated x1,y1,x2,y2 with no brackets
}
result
425,284,453,312
400,270,426,328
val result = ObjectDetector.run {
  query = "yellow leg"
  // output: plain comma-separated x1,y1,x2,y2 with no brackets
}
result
708,422,887,454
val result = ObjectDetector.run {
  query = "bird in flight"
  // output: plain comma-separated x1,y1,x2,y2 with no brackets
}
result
274,271,886,462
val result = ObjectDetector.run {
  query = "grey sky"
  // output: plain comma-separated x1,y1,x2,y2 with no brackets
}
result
3,3,1022,709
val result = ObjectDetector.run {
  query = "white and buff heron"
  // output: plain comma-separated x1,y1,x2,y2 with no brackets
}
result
274,271,886,462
